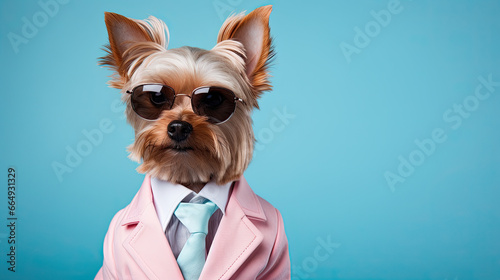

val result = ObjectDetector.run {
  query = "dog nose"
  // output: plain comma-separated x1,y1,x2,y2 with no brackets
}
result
167,120,193,142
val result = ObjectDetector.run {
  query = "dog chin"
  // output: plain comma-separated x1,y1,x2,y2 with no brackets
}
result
139,148,220,184
164,145,194,153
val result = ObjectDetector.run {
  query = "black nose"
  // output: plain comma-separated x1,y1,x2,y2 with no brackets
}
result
167,120,193,142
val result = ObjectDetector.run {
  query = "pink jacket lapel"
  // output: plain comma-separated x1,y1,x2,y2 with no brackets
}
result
120,176,184,280
200,176,267,280
117,175,268,280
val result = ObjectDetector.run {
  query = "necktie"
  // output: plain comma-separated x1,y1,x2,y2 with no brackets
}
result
174,200,218,280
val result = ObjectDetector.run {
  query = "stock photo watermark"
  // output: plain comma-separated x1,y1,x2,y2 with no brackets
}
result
51,119,116,182
292,235,341,280
339,0,411,63
5,168,17,272
51,98,125,182
7,0,70,54
385,74,500,192
254,106,295,152
213,0,243,21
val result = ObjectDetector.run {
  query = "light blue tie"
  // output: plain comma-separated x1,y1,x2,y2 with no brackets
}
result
174,200,218,280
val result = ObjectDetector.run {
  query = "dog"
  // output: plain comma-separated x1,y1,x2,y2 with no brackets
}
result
95,5,290,280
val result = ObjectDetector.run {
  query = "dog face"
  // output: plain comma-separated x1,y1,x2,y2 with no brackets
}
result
100,6,273,186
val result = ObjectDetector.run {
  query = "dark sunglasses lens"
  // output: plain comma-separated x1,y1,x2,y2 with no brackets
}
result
192,87,236,123
131,85,174,120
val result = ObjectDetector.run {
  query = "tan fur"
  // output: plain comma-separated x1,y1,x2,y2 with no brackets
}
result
99,14,168,89
100,6,273,188
217,6,274,107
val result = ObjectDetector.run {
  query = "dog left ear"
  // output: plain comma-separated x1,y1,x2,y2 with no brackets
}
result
217,5,274,100
100,12,168,88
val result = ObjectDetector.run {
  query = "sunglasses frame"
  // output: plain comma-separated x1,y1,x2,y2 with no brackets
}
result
126,84,246,124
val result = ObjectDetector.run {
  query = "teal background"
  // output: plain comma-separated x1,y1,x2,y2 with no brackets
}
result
1,0,500,279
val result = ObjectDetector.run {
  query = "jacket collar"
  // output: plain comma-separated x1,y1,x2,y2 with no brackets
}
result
120,175,267,280
122,175,267,226
231,176,267,222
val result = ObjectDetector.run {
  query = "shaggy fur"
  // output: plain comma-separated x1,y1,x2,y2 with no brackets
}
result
100,6,273,188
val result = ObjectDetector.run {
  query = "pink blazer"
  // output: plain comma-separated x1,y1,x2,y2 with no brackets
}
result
95,175,290,279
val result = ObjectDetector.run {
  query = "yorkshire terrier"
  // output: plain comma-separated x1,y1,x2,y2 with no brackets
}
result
95,5,290,280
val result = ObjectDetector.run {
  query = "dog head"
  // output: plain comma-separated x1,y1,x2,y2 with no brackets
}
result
100,6,273,186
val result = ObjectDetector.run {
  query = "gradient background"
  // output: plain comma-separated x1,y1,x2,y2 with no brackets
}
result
1,0,500,279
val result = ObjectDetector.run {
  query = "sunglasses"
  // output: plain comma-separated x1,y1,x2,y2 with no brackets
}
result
126,84,245,124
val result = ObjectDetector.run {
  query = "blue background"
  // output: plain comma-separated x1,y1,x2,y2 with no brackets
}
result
1,0,500,279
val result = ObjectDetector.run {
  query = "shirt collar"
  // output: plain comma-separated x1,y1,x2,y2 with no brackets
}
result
150,176,232,231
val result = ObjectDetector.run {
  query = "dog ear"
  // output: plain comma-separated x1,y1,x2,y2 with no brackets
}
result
100,13,168,88
104,12,152,64
217,5,274,97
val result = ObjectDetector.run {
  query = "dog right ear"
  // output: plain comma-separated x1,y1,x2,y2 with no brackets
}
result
100,12,168,88
216,6,274,107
